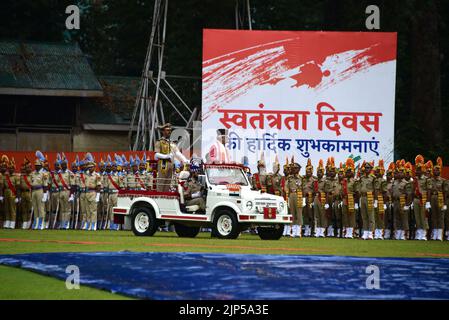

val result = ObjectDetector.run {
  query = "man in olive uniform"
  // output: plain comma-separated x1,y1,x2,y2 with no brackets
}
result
1,157,20,229
427,157,447,241
19,158,33,229
357,161,376,240
154,123,188,192
342,158,357,238
413,155,430,240
285,157,304,238
48,157,61,229
77,159,88,230
314,160,327,237
84,157,102,231
105,156,124,230
391,161,410,240
302,159,316,237
373,160,387,240
57,154,73,230
403,162,415,239
31,152,49,230
383,163,395,239
252,154,268,193
184,171,206,212
41,157,52,229
282,158,292,237
324,158,339,237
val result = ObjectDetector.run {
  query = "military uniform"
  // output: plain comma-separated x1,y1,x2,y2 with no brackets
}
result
184,179,206,211
391,176,409,240
0,163,6,228
373,172,387,240
30,166,48,230
84,168,101,231
19,170,32,229
2,169,20,229
383,168,394,239
342,176,357,238
267,172,283,197
357,166,376,240
285,171,303,237
302,171,316,237
77,167,89,229
154,134,177,192
57,168,73,229
313,161,327,237
427,165,446,240
49,170,60,228
252,172,268,193
105,170,124,230
324,173,340,237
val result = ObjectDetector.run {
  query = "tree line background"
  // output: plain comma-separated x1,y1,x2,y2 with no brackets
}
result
1,0,448,162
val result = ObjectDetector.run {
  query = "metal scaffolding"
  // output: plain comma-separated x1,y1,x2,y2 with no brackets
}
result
130,0,252,151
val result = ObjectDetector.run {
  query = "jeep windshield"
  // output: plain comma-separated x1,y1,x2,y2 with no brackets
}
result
206,167,249,186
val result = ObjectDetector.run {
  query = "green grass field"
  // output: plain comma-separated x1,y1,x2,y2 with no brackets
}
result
0,229,448,299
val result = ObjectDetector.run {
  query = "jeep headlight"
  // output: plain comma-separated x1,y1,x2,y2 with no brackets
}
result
279,201,285,212
246,201,253,210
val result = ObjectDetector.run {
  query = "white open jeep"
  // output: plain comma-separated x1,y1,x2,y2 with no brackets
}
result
112,163,291,240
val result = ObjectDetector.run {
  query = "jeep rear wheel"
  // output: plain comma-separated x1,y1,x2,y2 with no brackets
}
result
174,223,200,238
213,210,239,239
131,207,157,236
257,224,284,240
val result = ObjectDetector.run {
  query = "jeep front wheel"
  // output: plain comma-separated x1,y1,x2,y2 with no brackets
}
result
213,210,239,239
131,207,157,236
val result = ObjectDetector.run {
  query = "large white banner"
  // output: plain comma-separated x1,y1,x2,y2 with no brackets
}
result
201,29,397,173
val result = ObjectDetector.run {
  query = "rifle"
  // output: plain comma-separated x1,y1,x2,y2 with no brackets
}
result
28,206,34,230
52,194,60,229
74,192,80,229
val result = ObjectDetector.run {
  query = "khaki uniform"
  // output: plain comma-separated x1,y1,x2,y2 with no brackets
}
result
357,175,376,231
324,177,341,234
126,171,148,190
184,180,206,211
30,170,48,220
49,172,60,223
56,169,73,225
384,179,394,231
19,174,32,224
391,179,409,231
105,172,124,222
2,173,20,224
155,137,174,192
313,177,327,229
427,176,446,229
342,178,357,228
302,176,316,228
266,173,283,197
374,177,387,230
413,175,429,231
84,172,101,224
285,174,303,225
77,172,88,224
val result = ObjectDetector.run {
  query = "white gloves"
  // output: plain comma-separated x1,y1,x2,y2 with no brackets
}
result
410,202,414,209
191,191,201,199
0,196,3,202
155,152,171,160
302,197,306,207
443,205,448,211
68,194,74,202
95,193,100,203
14,198,20,204
354,203,359,210
42,192,49,203
403,205,410,210
425,202,431,210
383,204,387,210
324,204,330,209
373,200,378,208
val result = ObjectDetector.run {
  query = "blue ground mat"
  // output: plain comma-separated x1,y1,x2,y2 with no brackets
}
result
1,252,449,300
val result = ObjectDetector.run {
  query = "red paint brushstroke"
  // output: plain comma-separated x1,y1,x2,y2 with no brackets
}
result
202,30,397,120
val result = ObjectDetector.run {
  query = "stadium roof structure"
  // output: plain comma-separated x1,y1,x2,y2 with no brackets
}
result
0,41,103,97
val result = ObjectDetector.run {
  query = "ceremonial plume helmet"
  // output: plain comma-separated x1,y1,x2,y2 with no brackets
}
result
415,154,425,169
345,158,355,172
35,150,45,166
435,157,443,169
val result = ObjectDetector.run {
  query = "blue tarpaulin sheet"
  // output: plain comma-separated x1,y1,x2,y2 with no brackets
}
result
1,252,449,300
